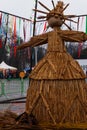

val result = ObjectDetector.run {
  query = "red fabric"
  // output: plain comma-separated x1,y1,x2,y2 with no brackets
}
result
78,43,83,58
14,45,17,57
43,22,47,33
0,39,2,48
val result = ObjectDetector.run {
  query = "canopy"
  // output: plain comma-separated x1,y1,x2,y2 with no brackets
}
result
0,61,17,71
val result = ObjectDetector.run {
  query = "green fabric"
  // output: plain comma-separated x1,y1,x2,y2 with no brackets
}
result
18,18,21,45
0,82,5,96
86,16,87,34
21,78,24,95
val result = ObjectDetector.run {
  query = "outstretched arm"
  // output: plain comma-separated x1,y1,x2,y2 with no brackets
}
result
17,33,48,50
61,30,87,42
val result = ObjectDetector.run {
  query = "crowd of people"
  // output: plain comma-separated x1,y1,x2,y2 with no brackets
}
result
0,69,18,79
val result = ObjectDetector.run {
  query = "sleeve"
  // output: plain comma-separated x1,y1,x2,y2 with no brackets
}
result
60,30,87,42
17,33,48,50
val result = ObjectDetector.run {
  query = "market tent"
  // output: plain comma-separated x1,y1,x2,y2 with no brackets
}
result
0,61,17,71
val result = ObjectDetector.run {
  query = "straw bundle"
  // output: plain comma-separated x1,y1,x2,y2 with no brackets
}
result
0,110,42,130
1,0,87,129
29,51,86,80
24,29,87,127
6,1,87,128
26,79,87,125
0,110,17,129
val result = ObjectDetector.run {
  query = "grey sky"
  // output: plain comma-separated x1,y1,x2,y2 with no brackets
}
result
0,0,34,19
0,0,87,19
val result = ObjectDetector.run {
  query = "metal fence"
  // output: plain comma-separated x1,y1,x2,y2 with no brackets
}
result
0,78,29,114
0,78,29,96
1,78,87,114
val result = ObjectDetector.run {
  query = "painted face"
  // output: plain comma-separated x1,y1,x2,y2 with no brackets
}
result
46,1,64,28
47,13,63,28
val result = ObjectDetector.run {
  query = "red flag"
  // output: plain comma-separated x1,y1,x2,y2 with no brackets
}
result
14,46,17,57
43,21,47,33
0,39,2,48
14,17,16,43
78,43,83,58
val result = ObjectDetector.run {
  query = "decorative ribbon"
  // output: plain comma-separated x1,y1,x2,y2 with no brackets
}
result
86,16,87,34
0,13,2,48
23,19,27,41
43,21,47,33
13,17,17,57
18,18,21,45
77,16,84,58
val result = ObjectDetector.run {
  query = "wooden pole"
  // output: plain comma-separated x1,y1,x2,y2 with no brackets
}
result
30,0,38,70
33,0,38,37
0,96,26,103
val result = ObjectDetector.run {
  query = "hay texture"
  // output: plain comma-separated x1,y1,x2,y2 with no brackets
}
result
0,111,42,130
2,1,87,129
25,29,87,126
1,24,87,130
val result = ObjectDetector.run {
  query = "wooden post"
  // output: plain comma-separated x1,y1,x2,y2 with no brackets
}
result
33,0,38,66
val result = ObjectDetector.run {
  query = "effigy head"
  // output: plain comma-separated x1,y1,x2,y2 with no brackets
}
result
34,0,76,30
47,1,64,28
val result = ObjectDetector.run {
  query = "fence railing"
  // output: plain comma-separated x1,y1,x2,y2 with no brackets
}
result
0,78,29,113
0,78,29,97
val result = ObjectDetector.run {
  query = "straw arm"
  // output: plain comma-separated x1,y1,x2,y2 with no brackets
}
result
17,41,32,50
17,33,48,50
84,33,87,41
60,30,87,42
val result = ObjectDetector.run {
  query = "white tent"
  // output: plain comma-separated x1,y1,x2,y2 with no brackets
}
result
0,61,17,71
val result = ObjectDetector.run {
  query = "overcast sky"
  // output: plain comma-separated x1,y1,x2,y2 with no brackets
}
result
0,0,87,19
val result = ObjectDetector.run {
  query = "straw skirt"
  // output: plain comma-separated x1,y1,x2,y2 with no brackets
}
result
26,51,87,124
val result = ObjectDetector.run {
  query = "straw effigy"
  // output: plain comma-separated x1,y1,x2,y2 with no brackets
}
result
25,30,87,127
1,1,87,130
